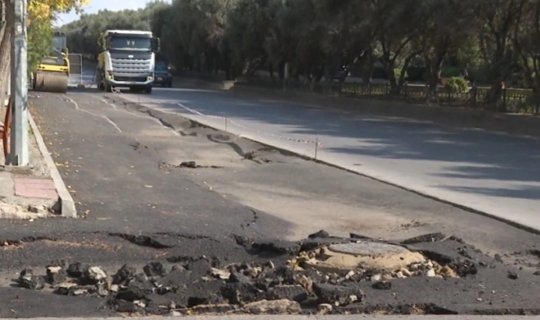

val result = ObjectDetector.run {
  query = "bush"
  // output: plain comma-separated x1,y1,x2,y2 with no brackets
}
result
445,77,469,93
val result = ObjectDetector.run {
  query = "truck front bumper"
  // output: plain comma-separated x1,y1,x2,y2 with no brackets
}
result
107,76,154,86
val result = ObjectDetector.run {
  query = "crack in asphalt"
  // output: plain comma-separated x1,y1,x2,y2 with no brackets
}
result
106,233,174,249
152,232,220,242
0,236,58,247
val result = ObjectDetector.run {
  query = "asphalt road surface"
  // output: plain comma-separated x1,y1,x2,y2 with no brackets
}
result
117,86,540,232
0,87,534,317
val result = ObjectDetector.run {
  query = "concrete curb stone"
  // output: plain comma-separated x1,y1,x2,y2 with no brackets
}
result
28,112,77,217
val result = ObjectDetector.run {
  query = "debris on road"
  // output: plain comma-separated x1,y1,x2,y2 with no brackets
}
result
11,231,537,316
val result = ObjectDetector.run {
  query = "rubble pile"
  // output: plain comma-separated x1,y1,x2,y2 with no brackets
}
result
13,231,504,315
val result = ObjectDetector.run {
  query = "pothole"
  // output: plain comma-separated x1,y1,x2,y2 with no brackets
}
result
159,161,224,170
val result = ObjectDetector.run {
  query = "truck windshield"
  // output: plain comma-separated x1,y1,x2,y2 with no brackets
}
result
109,36,151,51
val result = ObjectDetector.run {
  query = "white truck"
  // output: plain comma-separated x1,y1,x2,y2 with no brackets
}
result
96,30,160,94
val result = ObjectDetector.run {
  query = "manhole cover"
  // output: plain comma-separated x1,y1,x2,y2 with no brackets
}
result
302,241,426,273
329,241,409,257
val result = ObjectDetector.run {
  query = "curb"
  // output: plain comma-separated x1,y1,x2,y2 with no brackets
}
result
28,112,77,218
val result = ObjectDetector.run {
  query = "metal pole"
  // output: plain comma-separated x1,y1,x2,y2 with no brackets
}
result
9,0,28,166
314,138,319,160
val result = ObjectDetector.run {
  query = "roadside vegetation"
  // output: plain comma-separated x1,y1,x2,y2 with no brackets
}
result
3,0,539,112
0,0,88,106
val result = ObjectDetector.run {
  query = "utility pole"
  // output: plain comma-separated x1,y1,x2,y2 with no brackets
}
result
9,0,28,166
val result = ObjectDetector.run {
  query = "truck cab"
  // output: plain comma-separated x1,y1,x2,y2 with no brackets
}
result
96,30,160,94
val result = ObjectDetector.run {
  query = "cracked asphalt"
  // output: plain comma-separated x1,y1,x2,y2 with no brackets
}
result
0,88,537,317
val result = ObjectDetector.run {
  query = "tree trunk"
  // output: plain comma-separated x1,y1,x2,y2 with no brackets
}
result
486,79,505,110
425,55,444,102
268,64,274,79
361,54,374,85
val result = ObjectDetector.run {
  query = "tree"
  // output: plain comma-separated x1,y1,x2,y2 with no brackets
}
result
371,0,422,95
0,0,88,105
60,3,164,57
416,0,478,100
225,0,273,78
514,0,540,111
477,0,526,108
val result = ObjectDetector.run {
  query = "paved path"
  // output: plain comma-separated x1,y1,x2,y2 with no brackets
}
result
117,87,540,232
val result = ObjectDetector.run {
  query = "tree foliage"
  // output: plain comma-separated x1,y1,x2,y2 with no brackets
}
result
39,0,540,107
0,0,87,105
59,1,167,57
26,0,89,65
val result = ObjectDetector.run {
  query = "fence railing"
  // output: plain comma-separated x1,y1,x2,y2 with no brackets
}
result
239,77,538,114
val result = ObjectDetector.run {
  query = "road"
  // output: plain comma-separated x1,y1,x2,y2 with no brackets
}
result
3,88,535,317
116,86,540,232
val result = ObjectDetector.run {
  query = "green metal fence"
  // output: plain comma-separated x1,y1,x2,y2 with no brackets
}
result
240,77,537,114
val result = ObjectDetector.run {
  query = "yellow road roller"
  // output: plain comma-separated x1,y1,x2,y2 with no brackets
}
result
33,32,69,93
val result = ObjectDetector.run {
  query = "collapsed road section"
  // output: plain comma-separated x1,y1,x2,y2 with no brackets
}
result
11,231,540,316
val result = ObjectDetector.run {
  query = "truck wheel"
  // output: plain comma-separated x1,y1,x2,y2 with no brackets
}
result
105,84,113,93
144,86,152,94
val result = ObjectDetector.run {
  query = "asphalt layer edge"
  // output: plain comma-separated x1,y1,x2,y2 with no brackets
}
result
28,112,77,218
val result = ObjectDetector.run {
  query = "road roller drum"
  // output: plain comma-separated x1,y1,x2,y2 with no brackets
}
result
33,70,68,93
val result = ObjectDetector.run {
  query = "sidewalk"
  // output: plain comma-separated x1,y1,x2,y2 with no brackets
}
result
0,106,74,218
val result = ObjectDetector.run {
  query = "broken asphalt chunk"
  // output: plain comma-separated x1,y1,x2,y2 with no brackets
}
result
188,303,236,314
179,161,197,168
244,299,301,314
252,240,300,256
116,284,147,301
308,230,330,239
18,268,45,290
80,266,107,285
313,283,364,306
507,270,519,280
268,284,308,302
112,264,137,285
221,282,265,304
46,265,67,285
349,233,372,240
67,262,88,278
449,259,478,277
210,267,231,280
115,300,138,313
401,233,446,244
186,259,212,278
143,262,166,277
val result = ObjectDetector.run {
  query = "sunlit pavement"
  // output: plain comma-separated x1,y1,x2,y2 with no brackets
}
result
118,86,540,232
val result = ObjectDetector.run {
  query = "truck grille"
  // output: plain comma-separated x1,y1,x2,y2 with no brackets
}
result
111,58,151,77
